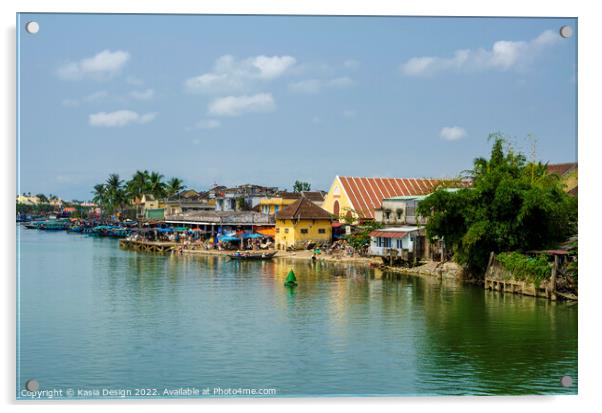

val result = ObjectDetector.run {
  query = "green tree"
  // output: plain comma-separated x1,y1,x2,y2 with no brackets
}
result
104,174,127,215
417,134,577,276
293,180,311,192
91,184,107,212
147,171,166,199
36,193,49,203
166,177,186,197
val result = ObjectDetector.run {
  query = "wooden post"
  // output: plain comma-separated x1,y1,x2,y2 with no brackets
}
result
550,254,558,300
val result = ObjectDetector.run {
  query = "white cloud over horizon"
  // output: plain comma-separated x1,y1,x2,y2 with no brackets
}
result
400,30,562,77
208,93,275,117
185,55,296,94
288,76,354,94
129,89,155,100
57,50,130,80
89,110,157,127
440,126,467,141
195,119,221,129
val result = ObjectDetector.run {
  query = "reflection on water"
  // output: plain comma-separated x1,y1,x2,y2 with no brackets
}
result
17,229,577,397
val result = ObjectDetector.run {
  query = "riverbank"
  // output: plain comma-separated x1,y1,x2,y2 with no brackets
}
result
183,246,376,265
381,260,465,280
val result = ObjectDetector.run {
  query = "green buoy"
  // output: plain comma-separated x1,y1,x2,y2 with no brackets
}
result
284,269,298,287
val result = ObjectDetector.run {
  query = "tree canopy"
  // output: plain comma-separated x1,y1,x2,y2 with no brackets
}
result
417,134,577,276
293,180,311,192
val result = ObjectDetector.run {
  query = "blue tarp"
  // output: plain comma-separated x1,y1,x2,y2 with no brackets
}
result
242,233,263,239
219,235,240,242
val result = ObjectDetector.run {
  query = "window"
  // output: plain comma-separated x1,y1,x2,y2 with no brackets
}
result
300,229,308,234
284,228,289,234
318,228,326,234
384,238,392,248
276,228,280,233
396,239,403,249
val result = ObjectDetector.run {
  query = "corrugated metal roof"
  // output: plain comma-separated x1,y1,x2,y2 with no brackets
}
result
369,230,407,239
338,176,441,219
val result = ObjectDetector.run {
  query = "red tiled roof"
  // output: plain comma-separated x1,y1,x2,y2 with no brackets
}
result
276,197,332,220
369,230,407,239
338,176,442,219
547,163,577,176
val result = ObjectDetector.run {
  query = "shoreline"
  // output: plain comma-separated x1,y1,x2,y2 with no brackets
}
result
181,247,377,265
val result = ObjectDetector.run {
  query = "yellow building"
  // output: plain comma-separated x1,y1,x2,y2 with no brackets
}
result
259,193,299,215
275,197,333,250
322,175,442,222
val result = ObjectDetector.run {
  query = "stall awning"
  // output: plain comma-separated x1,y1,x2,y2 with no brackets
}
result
369,230,407,239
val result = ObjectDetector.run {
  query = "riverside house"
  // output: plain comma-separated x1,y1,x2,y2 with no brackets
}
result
275,197,333,250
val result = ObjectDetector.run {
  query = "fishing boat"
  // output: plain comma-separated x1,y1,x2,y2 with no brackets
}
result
228,251,277,260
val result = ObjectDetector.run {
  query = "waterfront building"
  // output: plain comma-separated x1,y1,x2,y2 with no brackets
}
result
164,210,275,237
322,176,444,222
140,194,165,219
274,197,333,250
368,226,423,261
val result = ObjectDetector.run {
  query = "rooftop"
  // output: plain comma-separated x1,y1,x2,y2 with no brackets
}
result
276,197,332,221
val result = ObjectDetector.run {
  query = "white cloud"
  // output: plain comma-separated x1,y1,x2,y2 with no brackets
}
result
440,126,467,141
288,76,354,94
343,59,359,69
185,54,296,94
400,30,562,76
61,98,80,107
195,119,221,129
58,50,130,80
126,76,144,86
129,89,155,100
83,90,109,103
89,110,157,127
208,93,275,117
288,79,322,94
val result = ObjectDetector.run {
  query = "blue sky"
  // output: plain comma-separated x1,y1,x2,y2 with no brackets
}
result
17,14,577,201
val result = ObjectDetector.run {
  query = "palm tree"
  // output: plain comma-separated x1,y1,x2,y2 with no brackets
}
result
105,174,126,215
92,184,107,214
126,170,150,217
166,177,185,197
148,171,166,199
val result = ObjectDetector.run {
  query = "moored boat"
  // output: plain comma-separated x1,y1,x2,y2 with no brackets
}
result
228,251,277,260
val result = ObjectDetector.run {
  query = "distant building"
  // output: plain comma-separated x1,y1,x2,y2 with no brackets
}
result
547,162,577,196
322,176,450,221
16,195,40,205
275,197,333,250
211,184,279,212
259,191,327,215
163,190,214,216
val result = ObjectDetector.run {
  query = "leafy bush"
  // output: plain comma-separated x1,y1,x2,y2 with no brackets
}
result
496,252,551,282
417,134,577,276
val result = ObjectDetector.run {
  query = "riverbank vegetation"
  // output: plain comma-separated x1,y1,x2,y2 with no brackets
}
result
417,134,577,278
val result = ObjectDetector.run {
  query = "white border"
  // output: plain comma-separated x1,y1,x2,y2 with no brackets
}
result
3,1,601,412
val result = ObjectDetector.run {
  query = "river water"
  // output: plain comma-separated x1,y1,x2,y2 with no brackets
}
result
17,228,578,398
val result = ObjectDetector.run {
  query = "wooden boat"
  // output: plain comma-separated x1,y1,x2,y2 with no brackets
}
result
228,251,277,260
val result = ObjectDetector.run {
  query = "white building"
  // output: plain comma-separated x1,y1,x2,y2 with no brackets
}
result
368,226,421,258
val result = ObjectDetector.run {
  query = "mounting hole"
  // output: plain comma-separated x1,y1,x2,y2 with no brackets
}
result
559,25,573,39
560,375,573,387
25,21,39,34
25,379,39,391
